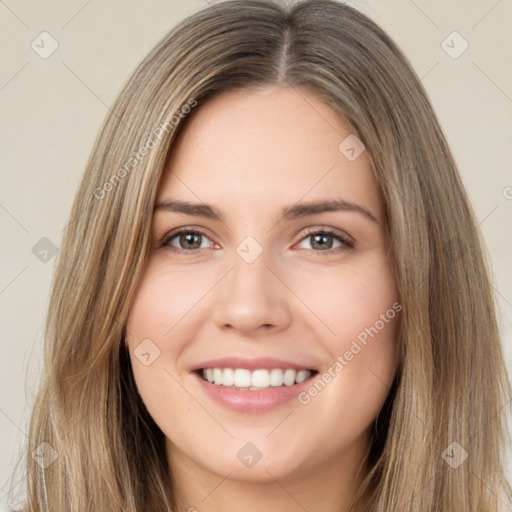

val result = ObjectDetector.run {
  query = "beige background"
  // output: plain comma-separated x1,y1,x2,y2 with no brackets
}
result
1,0,511,507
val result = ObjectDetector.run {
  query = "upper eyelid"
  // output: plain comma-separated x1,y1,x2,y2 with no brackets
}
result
300,225,354,243
162,226,214,244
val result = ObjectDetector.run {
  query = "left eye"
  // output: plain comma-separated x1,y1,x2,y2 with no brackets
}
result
296,230,353,251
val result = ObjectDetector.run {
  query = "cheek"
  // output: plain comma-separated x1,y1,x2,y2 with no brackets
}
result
126,258,219,341
125,265,209,440
290,253,400,414
124,263,190,415
289,252,399,348
291,257,399,433
125,258,229,401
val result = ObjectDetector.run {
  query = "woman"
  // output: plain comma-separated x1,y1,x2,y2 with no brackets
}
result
8,0,511,510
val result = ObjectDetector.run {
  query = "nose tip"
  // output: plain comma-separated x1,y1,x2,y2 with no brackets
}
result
212,253,291,335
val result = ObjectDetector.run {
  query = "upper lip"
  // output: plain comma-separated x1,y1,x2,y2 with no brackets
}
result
190,357,317,372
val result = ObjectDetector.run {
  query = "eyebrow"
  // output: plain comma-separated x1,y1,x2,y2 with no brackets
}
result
154,198,379,224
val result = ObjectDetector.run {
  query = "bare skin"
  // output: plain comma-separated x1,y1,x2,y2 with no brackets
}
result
126,85,400,512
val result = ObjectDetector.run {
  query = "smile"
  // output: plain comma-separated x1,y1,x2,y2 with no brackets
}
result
200,367,314,390
192,363,319,412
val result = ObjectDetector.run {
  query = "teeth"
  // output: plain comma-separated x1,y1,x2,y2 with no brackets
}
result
223,368,234,386
213,368,223,385
234,369,251,387
269,368,284,386
295,369,310,383
201,368,313,389
283,369,296,386
251,369,269,387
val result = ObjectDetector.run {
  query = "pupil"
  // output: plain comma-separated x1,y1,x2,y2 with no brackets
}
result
181,233,201,249
312,234,332,250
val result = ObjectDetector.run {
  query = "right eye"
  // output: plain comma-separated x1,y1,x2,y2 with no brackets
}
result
162,229,216,252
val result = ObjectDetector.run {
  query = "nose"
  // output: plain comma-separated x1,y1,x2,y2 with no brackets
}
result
212,247,292,336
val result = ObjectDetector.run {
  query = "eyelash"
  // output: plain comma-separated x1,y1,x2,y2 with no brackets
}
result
300,227,355,252
161,227,355,254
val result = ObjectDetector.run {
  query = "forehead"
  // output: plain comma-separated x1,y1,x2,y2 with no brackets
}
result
158,85,383,220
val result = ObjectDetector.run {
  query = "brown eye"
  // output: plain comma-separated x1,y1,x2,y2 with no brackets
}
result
297,228,355,252
310,233,335,250
163,230,213,251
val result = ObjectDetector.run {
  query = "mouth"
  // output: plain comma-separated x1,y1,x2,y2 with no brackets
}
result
195,367,319,390
189,357,320,412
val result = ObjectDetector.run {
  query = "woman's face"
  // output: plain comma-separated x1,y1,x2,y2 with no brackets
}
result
126,85,400,485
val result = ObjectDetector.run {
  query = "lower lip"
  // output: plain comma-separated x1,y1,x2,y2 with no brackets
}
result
192,371,316,413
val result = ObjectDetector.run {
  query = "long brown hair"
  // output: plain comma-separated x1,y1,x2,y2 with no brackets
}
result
9,1,511,510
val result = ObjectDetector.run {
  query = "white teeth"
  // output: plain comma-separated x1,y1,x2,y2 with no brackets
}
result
251,369,270,387
295,369,310,383
213,368,223,385
223,368,235,386
233,368,251,387
269,368,284,386
283,369,296,386
201,368,313,389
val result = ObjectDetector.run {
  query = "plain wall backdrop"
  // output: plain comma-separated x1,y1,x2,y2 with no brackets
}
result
1,0,511,508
